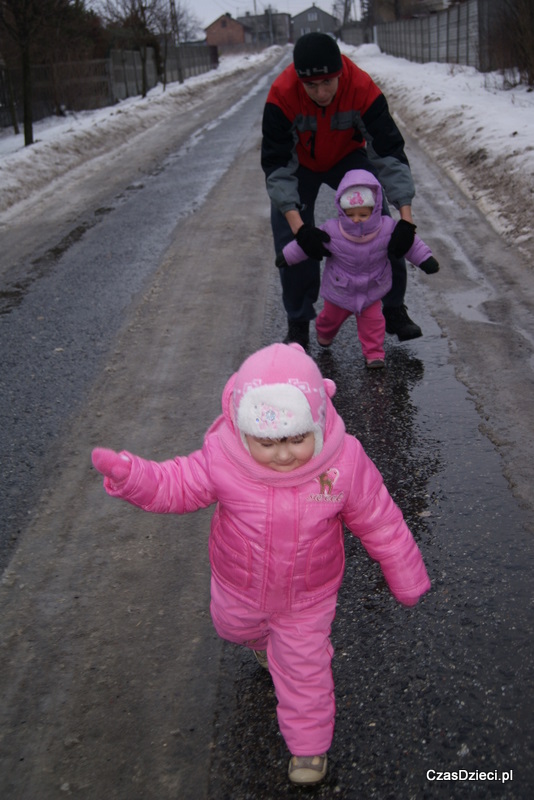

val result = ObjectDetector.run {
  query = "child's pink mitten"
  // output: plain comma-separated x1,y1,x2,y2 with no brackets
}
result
92,447,131,485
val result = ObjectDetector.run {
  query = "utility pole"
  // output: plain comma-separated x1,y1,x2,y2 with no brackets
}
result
169,0,183,83
169,0,179,45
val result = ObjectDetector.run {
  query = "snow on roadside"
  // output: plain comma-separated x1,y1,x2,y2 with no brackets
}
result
0,48,283,214
342,44,534,260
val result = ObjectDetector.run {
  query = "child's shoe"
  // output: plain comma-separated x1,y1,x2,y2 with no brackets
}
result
253,649,269,670
317,334,333,348
366,358,385,369
288,753,328,784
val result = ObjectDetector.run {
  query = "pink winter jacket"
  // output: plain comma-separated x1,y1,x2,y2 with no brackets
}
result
282,169,434,314
102,375,431,613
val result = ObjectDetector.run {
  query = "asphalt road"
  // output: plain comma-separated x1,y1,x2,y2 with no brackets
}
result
0,56,533,799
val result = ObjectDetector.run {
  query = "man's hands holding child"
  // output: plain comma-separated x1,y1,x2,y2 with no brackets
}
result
388,220,417,259
387,220,439,274
296,224,331,259
92,447,131,487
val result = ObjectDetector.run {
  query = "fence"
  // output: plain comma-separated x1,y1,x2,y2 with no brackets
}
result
162,44,219,83
341,0,502,73
0,44,218,130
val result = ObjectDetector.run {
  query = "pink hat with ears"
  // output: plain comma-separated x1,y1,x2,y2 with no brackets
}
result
233,343,336,456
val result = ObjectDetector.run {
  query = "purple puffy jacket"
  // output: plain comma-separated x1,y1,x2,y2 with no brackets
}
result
283,169,433,314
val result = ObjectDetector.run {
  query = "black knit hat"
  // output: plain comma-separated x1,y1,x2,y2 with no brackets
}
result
293,33,343,81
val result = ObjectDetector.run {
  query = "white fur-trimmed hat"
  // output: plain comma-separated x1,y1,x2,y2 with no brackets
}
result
340,185,376,209
233,343,336,457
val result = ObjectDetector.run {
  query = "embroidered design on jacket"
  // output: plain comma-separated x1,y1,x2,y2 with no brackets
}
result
308,468,344,502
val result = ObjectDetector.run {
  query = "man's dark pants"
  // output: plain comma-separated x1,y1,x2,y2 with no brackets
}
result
271,150,407,322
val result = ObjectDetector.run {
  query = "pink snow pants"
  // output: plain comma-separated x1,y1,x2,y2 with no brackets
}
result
316,298,385,361
210,577,337,756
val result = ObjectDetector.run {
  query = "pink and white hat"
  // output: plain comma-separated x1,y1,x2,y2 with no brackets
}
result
340,185,376,209
233,343,336,456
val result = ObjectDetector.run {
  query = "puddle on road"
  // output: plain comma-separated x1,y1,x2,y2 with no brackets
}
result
442,286,497,324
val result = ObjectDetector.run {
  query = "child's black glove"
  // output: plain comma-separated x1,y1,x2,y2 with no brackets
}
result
296,224,331,259
275,252,288,269
420,256,439,274
388,220,417,259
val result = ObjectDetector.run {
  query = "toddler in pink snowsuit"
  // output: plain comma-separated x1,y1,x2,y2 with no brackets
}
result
92,343,431,785
278,169,439,368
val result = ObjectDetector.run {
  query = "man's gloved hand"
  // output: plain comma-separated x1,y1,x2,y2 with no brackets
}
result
296,224,331,259
92,447,131,486
388,220,417,259
420,256,439,274
275,252,288,269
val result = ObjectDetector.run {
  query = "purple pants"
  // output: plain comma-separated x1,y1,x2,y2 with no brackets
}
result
316,298,385,361
210,577,337,755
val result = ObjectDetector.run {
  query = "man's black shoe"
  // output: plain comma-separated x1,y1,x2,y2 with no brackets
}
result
383,305,422,341
284,320,310,349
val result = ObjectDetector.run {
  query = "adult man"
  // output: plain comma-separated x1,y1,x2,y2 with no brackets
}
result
261,32,423,348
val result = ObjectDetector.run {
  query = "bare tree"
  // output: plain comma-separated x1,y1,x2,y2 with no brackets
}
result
0,0,63,145
97,0,160,96
97,1,201,97
332,1,351,25
170,1,202,43
494,0,534,87
154,1,202,88
0,0,102,143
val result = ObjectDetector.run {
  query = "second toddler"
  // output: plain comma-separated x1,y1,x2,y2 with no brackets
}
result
277,169,439,368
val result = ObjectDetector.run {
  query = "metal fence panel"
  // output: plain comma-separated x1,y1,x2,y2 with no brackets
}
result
1,44,217,131
371,0,501,72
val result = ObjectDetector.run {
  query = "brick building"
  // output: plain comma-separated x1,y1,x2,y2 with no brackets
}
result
205,14,252,48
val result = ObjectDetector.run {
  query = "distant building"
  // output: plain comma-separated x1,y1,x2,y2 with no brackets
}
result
292,4,340,39
237,10,291,46
205,14,252,48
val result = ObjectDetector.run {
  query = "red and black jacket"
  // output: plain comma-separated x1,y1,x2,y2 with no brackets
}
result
261,55,415,214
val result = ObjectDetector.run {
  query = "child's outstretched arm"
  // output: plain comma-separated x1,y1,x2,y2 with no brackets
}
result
91,445,217,514
275,239,308,269
394,229,439,275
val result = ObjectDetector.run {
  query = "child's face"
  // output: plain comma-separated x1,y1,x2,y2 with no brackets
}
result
245,432,315,472
344,206,373,223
